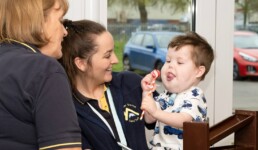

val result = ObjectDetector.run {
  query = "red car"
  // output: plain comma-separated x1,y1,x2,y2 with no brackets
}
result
233,31,258,80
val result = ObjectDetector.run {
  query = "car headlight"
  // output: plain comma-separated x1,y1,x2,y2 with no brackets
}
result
239,52,258,62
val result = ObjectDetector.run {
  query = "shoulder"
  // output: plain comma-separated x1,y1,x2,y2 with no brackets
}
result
0,42,68,84
182,86,204,98
34,54,65,74
18,48,67,80
2,42,65,75
111,71,142,87
110,71,143,95
178,87,207,106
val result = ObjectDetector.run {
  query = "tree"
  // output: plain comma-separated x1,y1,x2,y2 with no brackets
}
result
235,0,258,28
108,0,190,25
108,0,150,25
153,0,191,15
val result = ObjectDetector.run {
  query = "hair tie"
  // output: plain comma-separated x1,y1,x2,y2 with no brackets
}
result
63,19,73,30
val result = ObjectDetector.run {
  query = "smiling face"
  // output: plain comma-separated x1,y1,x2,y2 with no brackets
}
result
85,31,118,84
161,45,205,93
40,1,68,59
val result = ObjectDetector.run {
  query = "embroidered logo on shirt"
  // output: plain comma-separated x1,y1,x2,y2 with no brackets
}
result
123,104,139,122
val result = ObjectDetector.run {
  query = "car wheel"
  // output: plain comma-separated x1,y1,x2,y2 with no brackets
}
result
123,56,133,71
155,61,163,81
233,60,241,80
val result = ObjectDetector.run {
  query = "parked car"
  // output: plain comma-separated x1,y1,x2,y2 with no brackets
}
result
233,30,258,80
123,31,184,74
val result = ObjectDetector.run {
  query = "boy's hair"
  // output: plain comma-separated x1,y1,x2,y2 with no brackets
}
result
60,19,107,91
168,31,214,80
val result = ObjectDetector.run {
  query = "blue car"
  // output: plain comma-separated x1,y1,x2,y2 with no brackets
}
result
123,31,184,73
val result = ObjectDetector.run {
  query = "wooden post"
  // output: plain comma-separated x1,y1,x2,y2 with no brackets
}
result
183,122,209,150
235,110,258,150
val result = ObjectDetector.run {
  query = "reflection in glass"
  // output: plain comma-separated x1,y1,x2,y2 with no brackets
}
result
108,0,194,72
233,0,258,111
234,33,258,49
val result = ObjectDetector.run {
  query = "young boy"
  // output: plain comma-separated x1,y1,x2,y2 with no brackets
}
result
141,32,214,150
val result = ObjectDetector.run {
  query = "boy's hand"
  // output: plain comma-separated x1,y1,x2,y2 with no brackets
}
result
141,70,160,95
140,70,160,120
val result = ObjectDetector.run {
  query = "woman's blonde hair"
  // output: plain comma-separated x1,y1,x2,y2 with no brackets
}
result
0,0,68,47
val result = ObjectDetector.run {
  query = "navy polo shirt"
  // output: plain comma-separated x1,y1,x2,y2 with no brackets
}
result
0,42,81,149
74,71,156,150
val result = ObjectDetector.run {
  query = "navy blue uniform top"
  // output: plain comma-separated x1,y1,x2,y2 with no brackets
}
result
0,42,81,150
73,71,156,150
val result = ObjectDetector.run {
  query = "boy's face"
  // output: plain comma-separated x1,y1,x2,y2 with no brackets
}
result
161,45,205,93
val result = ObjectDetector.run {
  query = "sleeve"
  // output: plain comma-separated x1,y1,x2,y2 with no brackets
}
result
145,91,159,129
145,121,156,129
35,72,81,150
81,133,92,149
180,89,207,122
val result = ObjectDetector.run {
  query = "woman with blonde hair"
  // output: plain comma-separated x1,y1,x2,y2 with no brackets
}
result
0,0,81,149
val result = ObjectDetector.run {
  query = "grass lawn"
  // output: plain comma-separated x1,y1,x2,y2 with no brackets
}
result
112,40,147,76
113,40,125,72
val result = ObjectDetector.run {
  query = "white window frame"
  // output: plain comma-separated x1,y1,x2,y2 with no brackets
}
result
66,0,235,145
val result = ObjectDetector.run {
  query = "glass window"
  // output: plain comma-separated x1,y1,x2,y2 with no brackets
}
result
108,0,194,72
142,34,154,47
156,33,183,48
131,34,144,46
234,0,258,110
234,34,258,48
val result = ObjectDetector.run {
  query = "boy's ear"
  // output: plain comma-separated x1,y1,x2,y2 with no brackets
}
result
74,57,87,71
196,66,206,78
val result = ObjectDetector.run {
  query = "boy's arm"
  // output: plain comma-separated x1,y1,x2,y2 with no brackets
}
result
141,94,157,124
143,108,157,124
156,91,207,128
151,110,193,129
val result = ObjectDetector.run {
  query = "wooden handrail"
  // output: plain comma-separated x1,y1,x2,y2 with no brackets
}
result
209,113,253,145
183,110,258,150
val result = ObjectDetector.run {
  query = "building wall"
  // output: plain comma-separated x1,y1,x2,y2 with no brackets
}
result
107,3,188,21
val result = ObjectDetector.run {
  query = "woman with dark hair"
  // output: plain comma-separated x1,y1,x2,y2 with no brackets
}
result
60,19,156,150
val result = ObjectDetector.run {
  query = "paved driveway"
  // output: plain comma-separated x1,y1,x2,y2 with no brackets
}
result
233,77,258,110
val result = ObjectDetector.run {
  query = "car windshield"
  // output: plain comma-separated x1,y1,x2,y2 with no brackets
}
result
234,34,258,49
156,34,176,48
